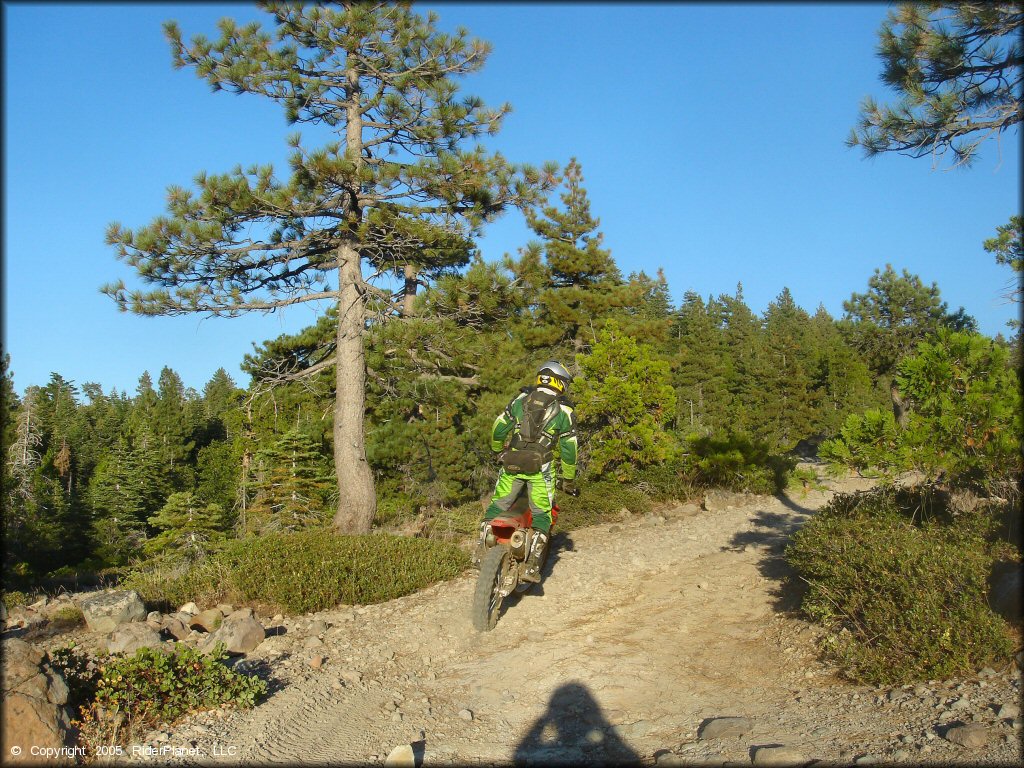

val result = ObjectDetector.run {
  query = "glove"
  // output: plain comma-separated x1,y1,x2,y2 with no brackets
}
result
558,478,579,497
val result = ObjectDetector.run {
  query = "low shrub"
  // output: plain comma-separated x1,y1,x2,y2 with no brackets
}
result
786,488,1014,685
51,605,85,627
424,501,483,541
556,480,653,531
65,644,266,753
1,590,31,609
683,432,794,495
125,528,469,615
632,460,698,502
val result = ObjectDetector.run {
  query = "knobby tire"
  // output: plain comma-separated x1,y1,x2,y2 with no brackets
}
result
472,545,510,632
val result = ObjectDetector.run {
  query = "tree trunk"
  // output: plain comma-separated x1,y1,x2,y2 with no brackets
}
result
402,264,418,317
890,380,909,428
332,242,376,533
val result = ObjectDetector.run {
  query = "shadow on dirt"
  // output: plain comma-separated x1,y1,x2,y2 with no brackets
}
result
513,682,641,767
501,531,575,611
722,493,821,614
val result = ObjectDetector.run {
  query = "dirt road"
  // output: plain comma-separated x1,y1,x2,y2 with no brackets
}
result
124,472,1021,766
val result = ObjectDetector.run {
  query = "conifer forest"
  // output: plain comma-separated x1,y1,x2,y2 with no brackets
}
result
2,2,1021,593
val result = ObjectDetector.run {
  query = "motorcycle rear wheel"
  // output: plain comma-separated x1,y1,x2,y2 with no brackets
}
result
472,545,512,631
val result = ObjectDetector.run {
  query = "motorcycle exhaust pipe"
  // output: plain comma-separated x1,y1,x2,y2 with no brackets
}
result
509,529,528,558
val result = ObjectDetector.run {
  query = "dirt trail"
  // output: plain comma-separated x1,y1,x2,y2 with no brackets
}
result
123,471,1021,766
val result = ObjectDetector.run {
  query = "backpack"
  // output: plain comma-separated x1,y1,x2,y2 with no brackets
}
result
501,387,562,474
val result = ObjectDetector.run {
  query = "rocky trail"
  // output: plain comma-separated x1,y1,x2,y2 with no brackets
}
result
15,469,1024,766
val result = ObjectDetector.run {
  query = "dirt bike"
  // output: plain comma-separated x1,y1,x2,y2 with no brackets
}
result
471,491,560,632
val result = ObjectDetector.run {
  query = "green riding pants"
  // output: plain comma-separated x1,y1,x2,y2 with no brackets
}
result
484,466,555,534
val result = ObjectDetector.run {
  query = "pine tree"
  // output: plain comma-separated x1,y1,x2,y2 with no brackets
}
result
145,491,229,562
573,321,678,481
670,291,732,435
248,428,334,534
525,158,655,355
848,2,1022,169
103,3,554,533
839,265,976,425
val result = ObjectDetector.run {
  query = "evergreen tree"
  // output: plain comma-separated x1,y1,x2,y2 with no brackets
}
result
671,291,732,435
103,3,554,533
839,264,976,424
145,491,229,562
248,427,334,534
713,284,761,436
154,366,200,490
573,321,678,481
525,158,659,354
983,215,1023,326
751,288,819,451
87,436,149,565
848,2,1022,169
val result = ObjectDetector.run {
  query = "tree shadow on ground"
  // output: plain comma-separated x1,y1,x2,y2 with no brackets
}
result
721,492,821,614
513,682,642,767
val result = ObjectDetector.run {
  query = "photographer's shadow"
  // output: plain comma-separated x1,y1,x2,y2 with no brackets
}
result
513,682,641,767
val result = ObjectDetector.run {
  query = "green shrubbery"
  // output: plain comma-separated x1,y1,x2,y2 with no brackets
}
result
682,432,795,494
786,487,1014,685
51,643,266,753
124,528,468,614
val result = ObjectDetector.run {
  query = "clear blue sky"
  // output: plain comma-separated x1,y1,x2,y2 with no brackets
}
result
4,2,1020,398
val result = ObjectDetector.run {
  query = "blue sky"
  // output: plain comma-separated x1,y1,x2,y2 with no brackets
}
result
4,2,1020,397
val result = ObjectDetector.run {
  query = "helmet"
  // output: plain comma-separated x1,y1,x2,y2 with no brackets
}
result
536,360,572,393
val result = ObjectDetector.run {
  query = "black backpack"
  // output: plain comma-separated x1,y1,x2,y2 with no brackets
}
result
500,387,561,474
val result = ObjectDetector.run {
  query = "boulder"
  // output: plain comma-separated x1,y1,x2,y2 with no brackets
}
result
1,639,74,763
216,603,235,616
188,609,225,632
80,590,146,634
698,717,752,740
178,601,200,615
201,608,265,655
384,744,415,767
107,623,164,655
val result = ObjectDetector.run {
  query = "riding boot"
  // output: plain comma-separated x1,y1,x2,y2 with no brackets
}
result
471,521,490,568
522,530,548,583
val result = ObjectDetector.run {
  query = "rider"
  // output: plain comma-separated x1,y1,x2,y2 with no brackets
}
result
476,361,579,583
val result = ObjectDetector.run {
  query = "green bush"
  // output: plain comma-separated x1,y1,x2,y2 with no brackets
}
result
555,480,653,531
786,488,1014,685
683,432,794,494
1,590,31,609
68,644,266,752
632,460,698,502
125,528,469,614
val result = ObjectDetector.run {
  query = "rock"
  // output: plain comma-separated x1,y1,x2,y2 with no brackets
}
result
854,756,879,765
178,602,200,615
341,669,363,685
80,590,147,633
751,745,806,765
655,754,687,766
998,703,1020,719
944,722,989,748
304,636,325,649
216,603,235,616
458,708,474,721
698,717,752,740
163,616,191,641
702,489,748,512
308,619,328,635
107,623,164,655
201,608,265,655
188,609,225,632
309,655,324,670
949,697,970,710
2,638,74,763
384,744,415,767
